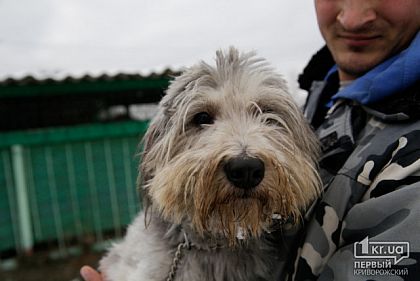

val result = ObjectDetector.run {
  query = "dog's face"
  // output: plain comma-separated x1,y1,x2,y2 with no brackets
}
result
141,48,320,243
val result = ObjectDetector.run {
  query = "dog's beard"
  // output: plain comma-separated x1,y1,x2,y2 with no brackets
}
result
146,147,319,245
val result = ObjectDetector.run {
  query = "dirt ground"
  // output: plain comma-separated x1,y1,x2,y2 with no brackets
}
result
0,251,103,281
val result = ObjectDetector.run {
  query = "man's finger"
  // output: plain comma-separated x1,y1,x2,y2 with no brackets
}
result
80,265,103,281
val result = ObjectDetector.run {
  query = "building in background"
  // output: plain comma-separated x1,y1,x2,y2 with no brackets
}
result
0,70,176,262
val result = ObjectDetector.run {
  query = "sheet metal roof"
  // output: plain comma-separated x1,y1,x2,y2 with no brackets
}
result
0,68,180,86
0,69,181,98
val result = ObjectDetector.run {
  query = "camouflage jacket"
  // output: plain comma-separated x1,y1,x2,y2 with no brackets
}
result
286,46,420,281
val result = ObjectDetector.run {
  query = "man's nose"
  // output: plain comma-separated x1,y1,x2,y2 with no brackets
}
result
337,0,377,31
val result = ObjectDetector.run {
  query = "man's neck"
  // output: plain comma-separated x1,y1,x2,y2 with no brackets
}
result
339,80,353,91
338,69,358,81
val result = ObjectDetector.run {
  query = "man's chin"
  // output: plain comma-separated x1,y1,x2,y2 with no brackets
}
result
334,52,385,80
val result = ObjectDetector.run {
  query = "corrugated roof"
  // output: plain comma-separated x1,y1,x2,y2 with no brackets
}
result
0,68,181,86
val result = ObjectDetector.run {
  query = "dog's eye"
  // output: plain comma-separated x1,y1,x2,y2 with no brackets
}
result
193,112,214,126
265,118,279,126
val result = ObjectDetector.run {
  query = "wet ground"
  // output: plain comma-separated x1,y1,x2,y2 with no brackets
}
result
0,251,103,281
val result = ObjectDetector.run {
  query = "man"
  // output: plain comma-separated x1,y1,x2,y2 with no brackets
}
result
81,0,420,280
290,0,420,280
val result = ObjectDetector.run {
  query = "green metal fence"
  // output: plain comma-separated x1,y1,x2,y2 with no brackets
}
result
0,120,148,256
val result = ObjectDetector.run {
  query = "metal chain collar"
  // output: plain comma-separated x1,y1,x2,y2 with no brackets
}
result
166,231,191,281
165,217,288,281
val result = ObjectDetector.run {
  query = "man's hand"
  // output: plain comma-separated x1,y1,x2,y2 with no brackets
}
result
80,266,104,281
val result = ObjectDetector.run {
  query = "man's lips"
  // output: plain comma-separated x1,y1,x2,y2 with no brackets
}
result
338,34,381,47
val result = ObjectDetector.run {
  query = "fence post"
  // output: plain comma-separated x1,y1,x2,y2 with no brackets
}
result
11,145,33,254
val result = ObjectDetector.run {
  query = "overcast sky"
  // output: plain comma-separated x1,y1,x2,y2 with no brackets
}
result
0,0,324,90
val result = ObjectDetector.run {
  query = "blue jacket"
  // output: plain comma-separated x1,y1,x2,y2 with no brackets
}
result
331,31,420,105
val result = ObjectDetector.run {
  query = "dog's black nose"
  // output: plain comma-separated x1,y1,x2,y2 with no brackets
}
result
224,157,265,189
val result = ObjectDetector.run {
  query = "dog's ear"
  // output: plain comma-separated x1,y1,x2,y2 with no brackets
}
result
139,70,198,180
137,71,192,191
137,112,169,225
137,118,161,226
137,71,194,224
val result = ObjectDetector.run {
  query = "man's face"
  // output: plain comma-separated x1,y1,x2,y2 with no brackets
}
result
315,0,420,81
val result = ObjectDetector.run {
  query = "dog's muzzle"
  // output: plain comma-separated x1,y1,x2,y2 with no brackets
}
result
223,156,265,189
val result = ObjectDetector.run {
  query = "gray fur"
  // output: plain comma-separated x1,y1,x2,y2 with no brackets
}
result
100,47,321,281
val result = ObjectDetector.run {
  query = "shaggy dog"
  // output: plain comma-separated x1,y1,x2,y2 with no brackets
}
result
99,48,321,281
